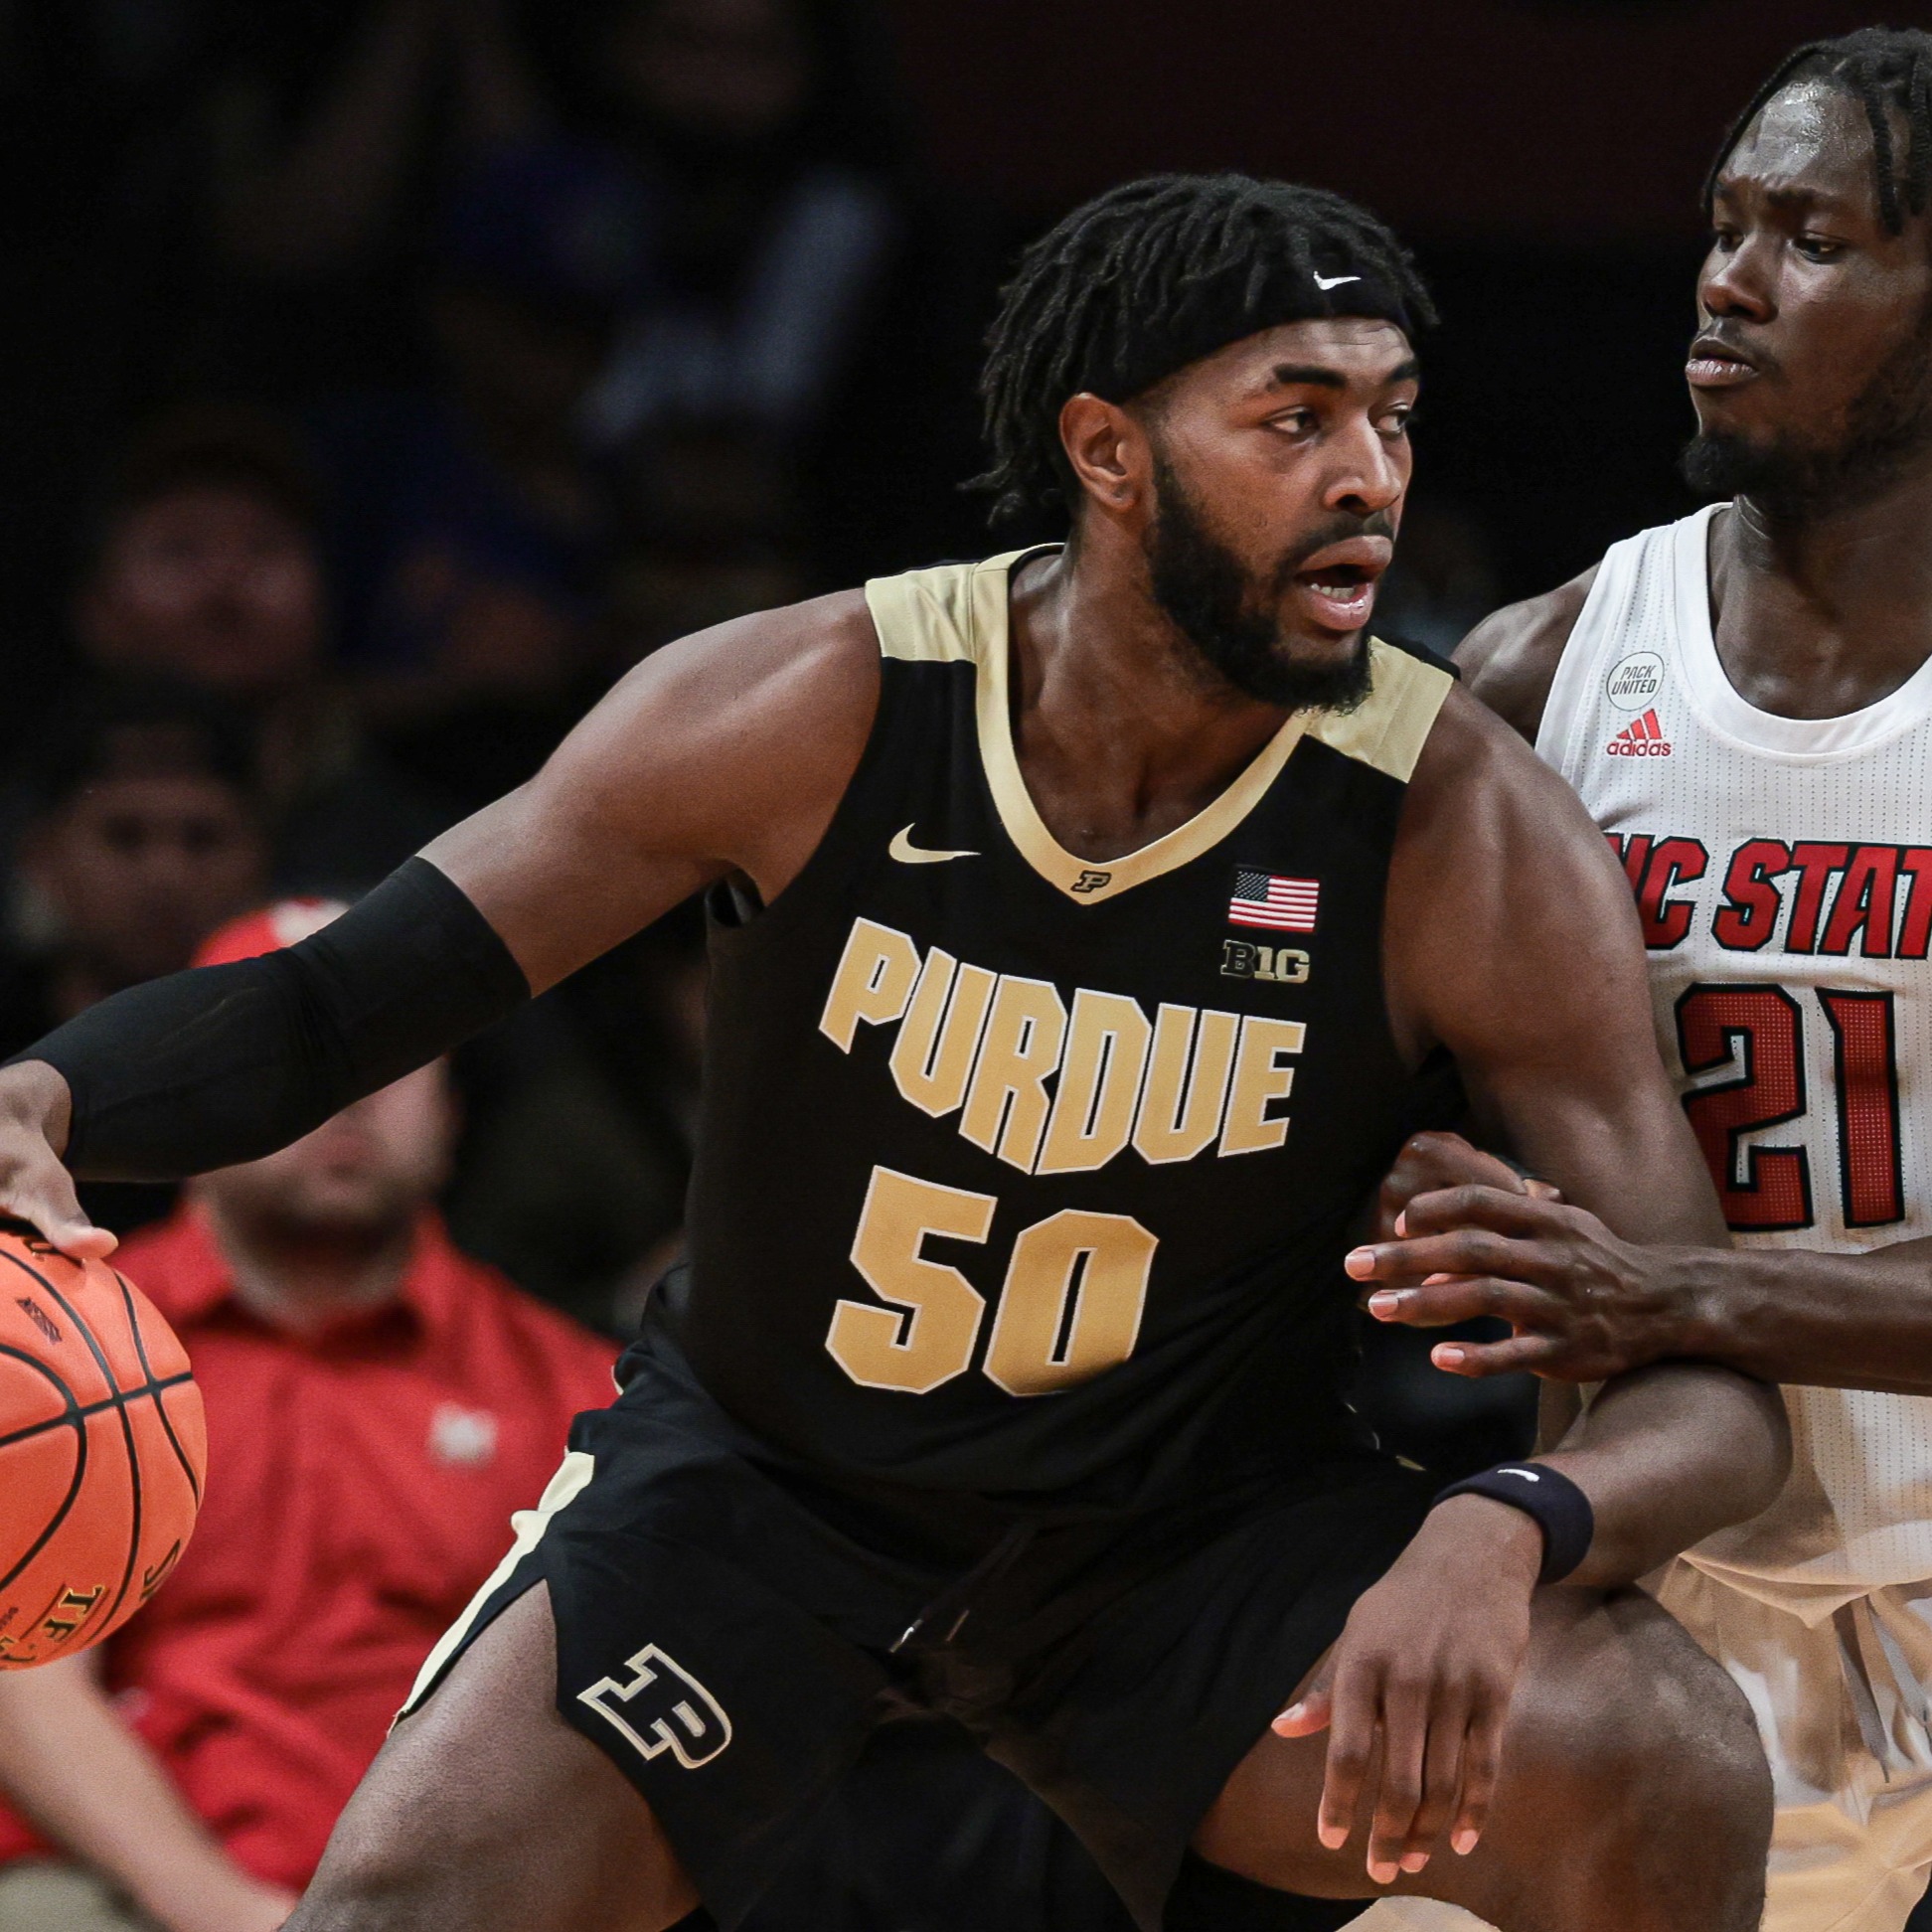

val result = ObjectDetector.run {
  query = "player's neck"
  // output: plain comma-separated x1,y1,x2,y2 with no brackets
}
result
1710,458,1932,720
201,1199,415,1335
1006,536,1294,863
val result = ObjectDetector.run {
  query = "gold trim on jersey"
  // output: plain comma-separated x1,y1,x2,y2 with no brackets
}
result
863,550,1452,906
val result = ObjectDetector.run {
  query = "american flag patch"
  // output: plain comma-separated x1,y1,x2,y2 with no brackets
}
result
1228,869,1319,931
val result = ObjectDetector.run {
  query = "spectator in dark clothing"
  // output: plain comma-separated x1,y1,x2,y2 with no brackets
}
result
185,0,541,402
75,406,449,893
312,140,630,813
502,0,977,658
0,681,265,1058
0,679,268,1235
558,0,904,457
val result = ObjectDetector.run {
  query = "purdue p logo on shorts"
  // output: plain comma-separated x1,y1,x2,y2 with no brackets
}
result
576,1644,733,1769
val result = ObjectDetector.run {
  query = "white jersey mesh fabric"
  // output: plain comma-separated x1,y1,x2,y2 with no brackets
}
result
1538,503,1932,1609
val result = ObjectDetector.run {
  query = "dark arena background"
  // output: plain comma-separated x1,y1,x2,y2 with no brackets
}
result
0,1,1909,1929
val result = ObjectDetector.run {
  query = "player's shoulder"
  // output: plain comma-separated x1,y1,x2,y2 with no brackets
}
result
629,586,882,722
549,585,884,818
1405,674,1606,853
1453,564,1599,744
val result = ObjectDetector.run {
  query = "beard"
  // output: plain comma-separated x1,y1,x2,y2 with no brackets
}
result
1681,308,1932,517
1144,454,1379,713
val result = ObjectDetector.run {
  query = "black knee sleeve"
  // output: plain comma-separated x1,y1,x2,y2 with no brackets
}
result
1164,1852,1368,1931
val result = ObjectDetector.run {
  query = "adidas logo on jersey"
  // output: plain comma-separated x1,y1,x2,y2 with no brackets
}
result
1606,710,1672,757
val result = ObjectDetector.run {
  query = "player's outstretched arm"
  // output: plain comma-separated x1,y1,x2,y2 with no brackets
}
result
1285,690,1789,1884
0,592,883,1255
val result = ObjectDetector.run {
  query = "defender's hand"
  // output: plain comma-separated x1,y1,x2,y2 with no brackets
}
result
1273,1497,1539,1884
1369,1132,1559,1247
0,1061,114,1259
1348,1187,1687,1380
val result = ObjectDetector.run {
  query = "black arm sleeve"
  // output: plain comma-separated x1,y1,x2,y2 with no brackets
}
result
13,858,531,1182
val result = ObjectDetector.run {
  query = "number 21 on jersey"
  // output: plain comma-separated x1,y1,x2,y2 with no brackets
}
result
1677,982,1903,1231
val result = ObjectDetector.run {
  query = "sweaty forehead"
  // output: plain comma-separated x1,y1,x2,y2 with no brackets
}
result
1722,80,1883,211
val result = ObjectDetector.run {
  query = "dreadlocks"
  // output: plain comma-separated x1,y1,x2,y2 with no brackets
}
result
973,174,1435,528
1705,27,1932,234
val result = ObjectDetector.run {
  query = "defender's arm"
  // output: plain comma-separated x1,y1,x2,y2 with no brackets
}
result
1372,1171,1932,1395
1395,584,1932,1395
1281,691,1786,1886
1451,567,1593,745
1377,685,1788,1565
0,593,883,1253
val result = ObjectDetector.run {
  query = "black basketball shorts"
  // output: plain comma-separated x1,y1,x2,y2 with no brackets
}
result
398,1341,1434,1932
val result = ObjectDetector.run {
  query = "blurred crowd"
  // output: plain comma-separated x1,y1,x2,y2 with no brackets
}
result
0,0,1022,1332
0,4,1522,1927
0,0,1513,1332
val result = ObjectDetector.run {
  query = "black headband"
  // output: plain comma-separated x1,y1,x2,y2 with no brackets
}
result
1082,256,1418,404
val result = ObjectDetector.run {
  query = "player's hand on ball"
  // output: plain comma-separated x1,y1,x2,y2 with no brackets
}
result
0,1061,115,1259
1272,1495,1540,1885
1347,1186,1685,1381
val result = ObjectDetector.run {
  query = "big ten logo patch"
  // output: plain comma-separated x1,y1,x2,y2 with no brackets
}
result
1220,939,1309,986
576,1644,732,1768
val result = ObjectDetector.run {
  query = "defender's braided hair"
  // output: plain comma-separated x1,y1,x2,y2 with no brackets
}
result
1705,28,1932,234
973,174,1435,527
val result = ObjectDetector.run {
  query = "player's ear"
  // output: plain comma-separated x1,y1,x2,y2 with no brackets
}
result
1058,393,1148,520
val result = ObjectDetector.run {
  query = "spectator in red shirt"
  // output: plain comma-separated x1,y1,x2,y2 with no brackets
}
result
0,900,617,1932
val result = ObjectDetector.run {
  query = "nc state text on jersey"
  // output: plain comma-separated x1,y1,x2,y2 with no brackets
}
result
1612,834,1932,956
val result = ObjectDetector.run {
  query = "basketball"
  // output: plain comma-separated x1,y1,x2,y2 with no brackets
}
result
0,1223,205,1670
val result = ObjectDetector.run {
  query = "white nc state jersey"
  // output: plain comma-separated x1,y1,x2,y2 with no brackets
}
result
1538,502,1932,1605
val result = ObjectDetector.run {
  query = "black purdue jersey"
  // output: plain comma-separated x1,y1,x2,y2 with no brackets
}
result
661,550,1459,1517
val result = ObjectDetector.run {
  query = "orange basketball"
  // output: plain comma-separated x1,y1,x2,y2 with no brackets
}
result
0,1224,206,1669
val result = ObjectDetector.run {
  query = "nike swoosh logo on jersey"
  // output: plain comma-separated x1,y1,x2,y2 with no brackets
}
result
889,826,979,865
1313,272,1361,290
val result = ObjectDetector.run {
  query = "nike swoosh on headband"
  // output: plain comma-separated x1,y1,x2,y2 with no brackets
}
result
1312,272,1362,290
889,826,980,865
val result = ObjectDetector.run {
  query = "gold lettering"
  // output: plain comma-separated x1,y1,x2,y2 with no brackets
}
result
887,949,998,1117
960,976,1068,1171
818,919,920,1052
1133,1005,1239,1164
1219,1016,1306,1156
983,1209,1158,1395
1037,990,1152,1175
826,1167,995,1392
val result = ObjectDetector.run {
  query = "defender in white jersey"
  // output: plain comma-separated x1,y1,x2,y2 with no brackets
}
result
1351,27,1932,1932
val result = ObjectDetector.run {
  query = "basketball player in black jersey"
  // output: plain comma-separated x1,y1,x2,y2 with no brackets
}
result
0,178,1786,1931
